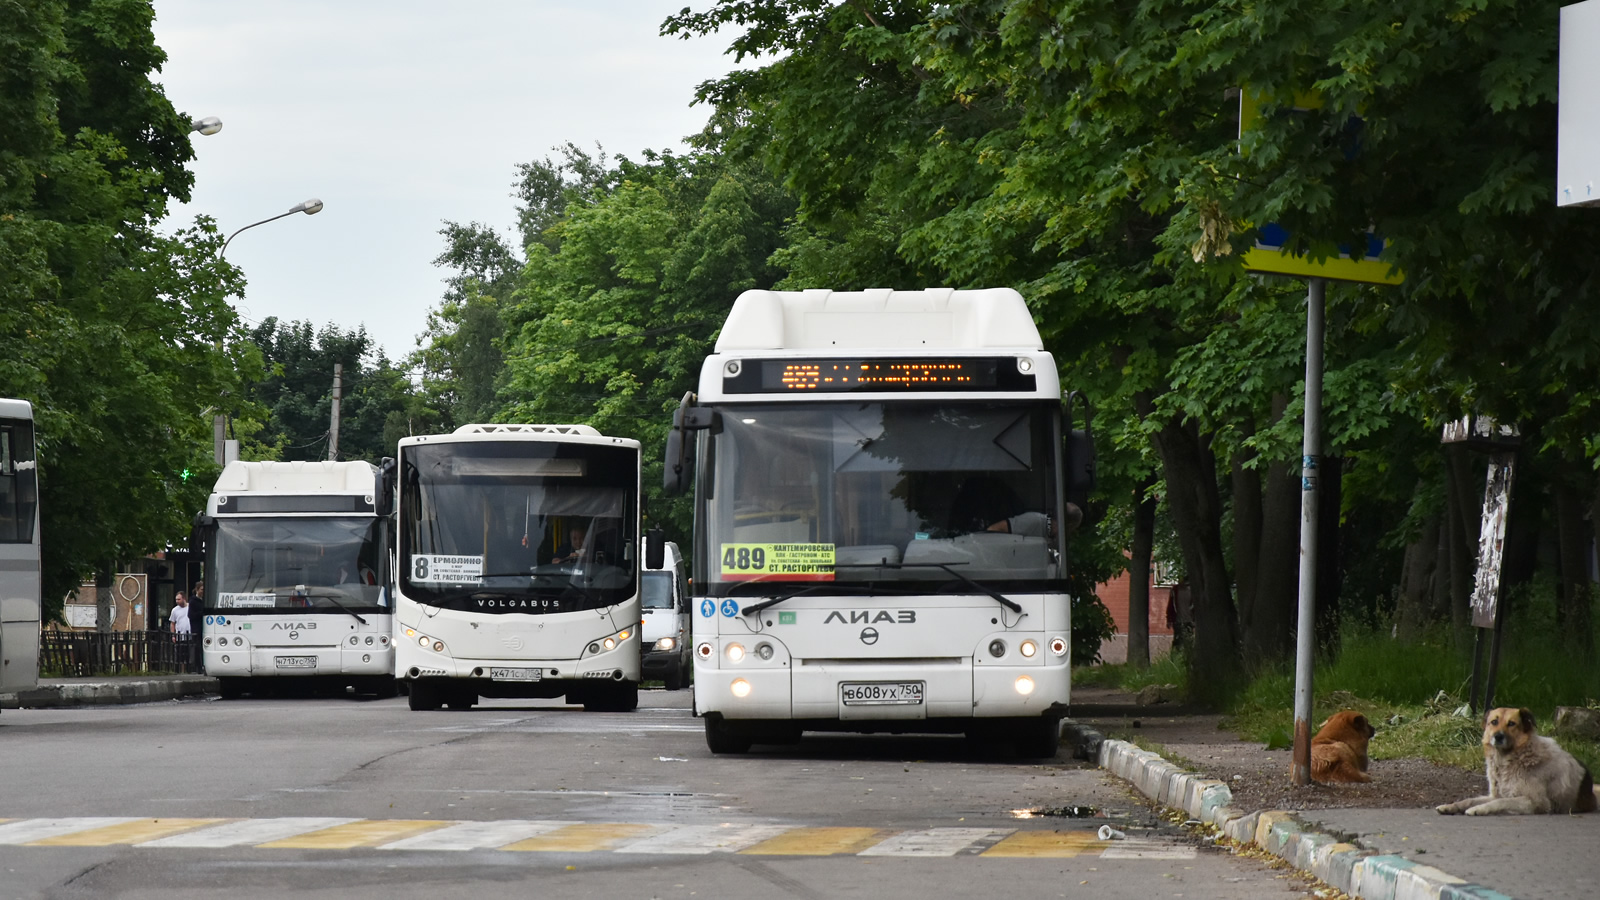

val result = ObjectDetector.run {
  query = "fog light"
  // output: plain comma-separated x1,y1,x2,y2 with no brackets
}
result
654,637,676,651
755,642,774,660
432,640,444,652
1015,675,1035,695
726,643,745,663
988,639,1006,658
1020,640,1037,658
589,643,600,654
1049,637,1067,656
696,642,713,660
731,678,752,698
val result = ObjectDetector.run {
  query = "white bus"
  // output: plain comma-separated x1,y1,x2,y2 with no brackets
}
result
0,399,41,708
393,424,642,713
662,288,1094,756
196,460,396,699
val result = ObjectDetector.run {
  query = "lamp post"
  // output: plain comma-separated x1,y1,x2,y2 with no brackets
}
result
221,199,324,257
190,116,223,136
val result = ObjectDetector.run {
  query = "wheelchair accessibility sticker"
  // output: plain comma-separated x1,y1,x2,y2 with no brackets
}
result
700,599,715,618
720,599,739,618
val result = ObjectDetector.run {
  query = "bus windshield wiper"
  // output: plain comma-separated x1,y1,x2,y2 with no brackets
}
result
308,591,369,625
739,585,878,617
883,562,1024,615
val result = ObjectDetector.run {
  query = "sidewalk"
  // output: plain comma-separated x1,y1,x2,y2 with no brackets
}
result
1066,686,1600,900
0,674,218,710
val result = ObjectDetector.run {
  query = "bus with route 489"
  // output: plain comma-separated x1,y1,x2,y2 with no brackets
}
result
661,288,1094,756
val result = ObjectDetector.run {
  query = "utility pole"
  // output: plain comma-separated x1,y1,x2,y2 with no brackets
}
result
1291,277,1326,785
328,363,342,462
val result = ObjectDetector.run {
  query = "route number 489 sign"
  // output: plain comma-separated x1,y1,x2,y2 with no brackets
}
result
720,543,835,582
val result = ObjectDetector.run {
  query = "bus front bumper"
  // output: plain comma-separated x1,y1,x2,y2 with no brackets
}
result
695,659,1070,721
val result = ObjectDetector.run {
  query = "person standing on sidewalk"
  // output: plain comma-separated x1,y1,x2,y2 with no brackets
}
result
189,580,206,673
169,591,192,672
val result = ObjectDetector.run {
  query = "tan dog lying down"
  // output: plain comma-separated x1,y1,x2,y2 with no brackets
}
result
1437,707,1598,816
1310,710,1376,784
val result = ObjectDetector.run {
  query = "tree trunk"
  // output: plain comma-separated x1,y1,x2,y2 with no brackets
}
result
1396,514,1441,641
1555,481,1594,661
1127,476,1157,669
1150,414,1240,702
1230,450,1262,638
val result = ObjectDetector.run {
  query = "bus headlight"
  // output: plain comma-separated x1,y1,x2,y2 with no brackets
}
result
603,637,617,651
1049,637,1068,657
726,643,745,663
731,678,752,698
654,637,676,651
1020,640,1037,658
1015,675,1035,695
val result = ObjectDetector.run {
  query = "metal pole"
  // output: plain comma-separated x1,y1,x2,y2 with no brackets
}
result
328,362,342,461
1291,277,1326,785
213,413,226,464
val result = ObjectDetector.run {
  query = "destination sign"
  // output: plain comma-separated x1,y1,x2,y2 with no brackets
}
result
721,358,1037,394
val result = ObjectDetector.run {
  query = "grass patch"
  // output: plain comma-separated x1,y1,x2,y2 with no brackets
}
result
1073,651,1189,694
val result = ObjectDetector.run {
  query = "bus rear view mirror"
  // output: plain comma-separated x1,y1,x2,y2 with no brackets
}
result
663,392,715,496
190,513,215,556
375,456,396,517
645,526,666,570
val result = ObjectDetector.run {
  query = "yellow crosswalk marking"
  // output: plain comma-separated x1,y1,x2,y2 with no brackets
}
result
981,830,1109,858
29,819,226,847
501,823,656,853
259,820,447,850
741,827,895,856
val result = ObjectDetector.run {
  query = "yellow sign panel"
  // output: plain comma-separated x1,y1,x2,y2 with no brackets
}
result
721,543,835,581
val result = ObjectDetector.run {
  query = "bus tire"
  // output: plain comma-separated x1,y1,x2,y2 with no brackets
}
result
1014,716,1062,759
663,667,682,691
218,677,244,700
704,715,751,754
373,676,399,699
446,688,476,710
584,682,637,713
407,682,442,711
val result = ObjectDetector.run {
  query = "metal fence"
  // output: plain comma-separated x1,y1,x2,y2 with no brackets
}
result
39,630,198,677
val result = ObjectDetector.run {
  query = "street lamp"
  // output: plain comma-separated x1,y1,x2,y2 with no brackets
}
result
221,199,324,256
190,116,223,136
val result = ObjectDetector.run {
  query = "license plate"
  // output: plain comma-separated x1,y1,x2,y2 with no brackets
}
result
274,656,316,669
840,681,925,706
490,667,541,682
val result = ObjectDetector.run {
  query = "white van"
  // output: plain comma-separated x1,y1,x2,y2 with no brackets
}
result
641,538,691,689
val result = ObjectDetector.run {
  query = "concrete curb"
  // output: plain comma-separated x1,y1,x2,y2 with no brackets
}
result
1061,721,1515,900
0,677,218,709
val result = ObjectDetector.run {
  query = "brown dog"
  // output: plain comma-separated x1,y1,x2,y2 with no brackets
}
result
1309,710,1376,783
1436,707,1598,815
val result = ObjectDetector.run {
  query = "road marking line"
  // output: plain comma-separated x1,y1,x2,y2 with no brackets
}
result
981,830,1108,858
858,828,1015,857
741,827,895,856
138,818,362,848
0,819,142,845
619,824,792,855
500,823,658,853
29,819,226,847
379,820,572,851
259,820,450,849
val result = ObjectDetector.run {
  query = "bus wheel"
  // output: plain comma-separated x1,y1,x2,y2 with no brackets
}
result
1014,716,1061,759
663,667,682,691
584,682,637,713
446,689,476,710
407,682,442,711
373,676,399,699
704,715,752,754
218,678,244,700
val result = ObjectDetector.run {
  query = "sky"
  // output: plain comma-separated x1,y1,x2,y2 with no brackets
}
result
152,1,746,363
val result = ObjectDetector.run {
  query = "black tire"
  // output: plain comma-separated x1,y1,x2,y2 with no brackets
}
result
1014,716,1061,759
584,682,638,712
446,687,477,710
373,676,399,699
217,677,244,700
663,667,682,691
407,681,442,711
705,715,752,754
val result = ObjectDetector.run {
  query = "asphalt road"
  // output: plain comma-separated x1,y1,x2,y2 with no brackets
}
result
0,689,1322,899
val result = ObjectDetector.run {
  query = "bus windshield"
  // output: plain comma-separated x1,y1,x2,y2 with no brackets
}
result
211,517,386,612
400,441,638,613
0,419,38,544
705,402,1064,593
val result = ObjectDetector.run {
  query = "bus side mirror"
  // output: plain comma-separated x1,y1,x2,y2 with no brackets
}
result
190,513,215,556
645,526,666,570
375,457,396,517
1066,428,1096,505
663,392,715,496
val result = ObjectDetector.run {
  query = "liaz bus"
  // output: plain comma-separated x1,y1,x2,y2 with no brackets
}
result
661,288,1094,756
195,460,396,699
393,424,642,713
0,399,41,710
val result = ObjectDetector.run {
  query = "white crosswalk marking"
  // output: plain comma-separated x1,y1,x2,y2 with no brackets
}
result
136,818,361,848
0,818,142,845
378,819,572,851
858,828,1014,857
617,824,793,855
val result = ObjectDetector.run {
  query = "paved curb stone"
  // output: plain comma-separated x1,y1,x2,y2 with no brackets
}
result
0,677,218,709
1059,721,1516,900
